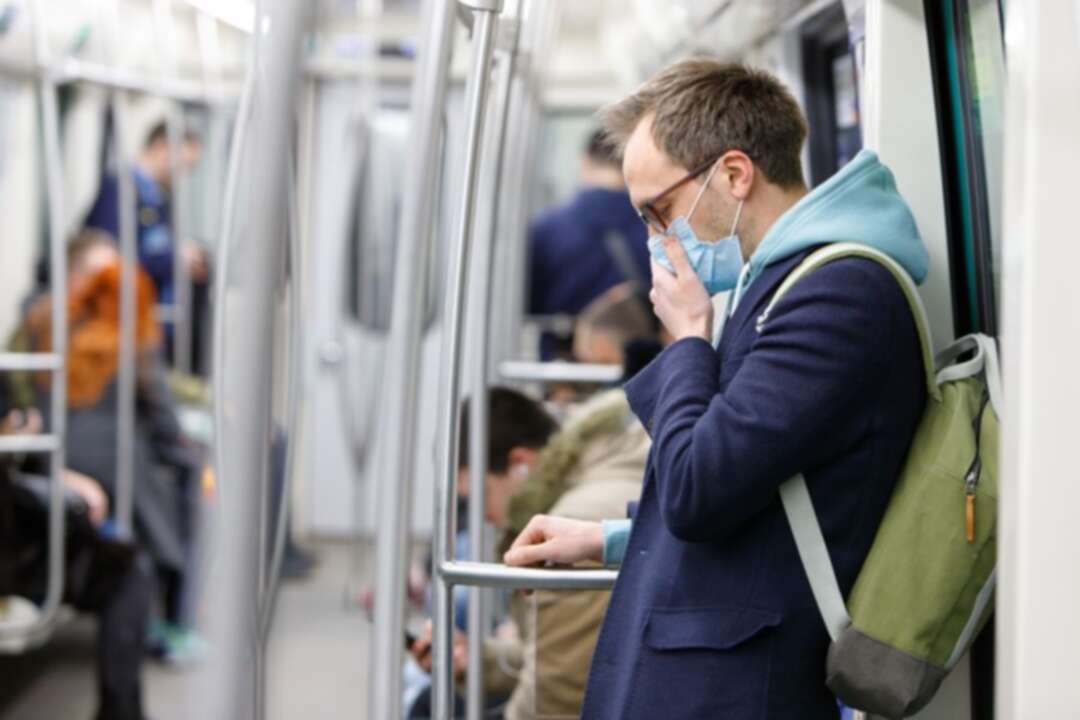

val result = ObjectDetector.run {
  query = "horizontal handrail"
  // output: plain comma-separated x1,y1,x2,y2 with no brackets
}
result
0,56,239,103
0,435,61,454
0,353,62,371
499,360,622,384
439,560,618,591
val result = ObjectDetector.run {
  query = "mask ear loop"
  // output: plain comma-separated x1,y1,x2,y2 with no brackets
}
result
728,198,745,238
686,161,723,222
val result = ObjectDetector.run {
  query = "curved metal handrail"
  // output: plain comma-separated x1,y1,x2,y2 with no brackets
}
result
0,0,70,651
431,4,502,719
441,561,618,591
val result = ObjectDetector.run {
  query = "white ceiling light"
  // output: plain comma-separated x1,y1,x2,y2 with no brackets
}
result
186,0,256,34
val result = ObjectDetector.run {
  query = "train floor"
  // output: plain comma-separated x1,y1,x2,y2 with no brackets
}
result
0,540,376,720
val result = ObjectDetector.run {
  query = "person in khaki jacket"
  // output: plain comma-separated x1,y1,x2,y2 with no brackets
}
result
411,386,649,719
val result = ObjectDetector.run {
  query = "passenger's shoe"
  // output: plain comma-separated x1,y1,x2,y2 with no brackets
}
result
147,620,209,667
280,545,318,581
161,625,209,666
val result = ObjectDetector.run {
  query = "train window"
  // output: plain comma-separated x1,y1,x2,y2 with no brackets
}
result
925,0,1006,336
801,4,864,186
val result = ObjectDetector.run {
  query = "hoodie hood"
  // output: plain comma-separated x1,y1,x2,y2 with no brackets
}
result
739,150,929,299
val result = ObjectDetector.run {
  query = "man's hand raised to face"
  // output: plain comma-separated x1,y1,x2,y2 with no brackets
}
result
649,235,714,342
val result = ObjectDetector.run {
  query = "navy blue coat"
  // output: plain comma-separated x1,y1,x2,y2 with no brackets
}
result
581,248,927,719
528,187,649,317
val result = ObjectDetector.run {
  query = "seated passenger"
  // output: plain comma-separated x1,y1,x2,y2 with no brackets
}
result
545,282,659,407
409,386,649,719
0,406,153,720
19,231,207,663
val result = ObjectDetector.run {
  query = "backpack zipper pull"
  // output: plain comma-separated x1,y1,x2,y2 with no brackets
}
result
964,460,980,544
965,491,976,544
964,393,990,544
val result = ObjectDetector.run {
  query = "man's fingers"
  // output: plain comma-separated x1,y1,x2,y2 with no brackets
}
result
506,517,549,553
504,539,556,567
662,236,695,278
650,259,675,288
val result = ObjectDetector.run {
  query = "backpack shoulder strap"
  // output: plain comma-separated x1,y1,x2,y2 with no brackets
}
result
780,474,851,641
756,243,941,401
767,244,941,642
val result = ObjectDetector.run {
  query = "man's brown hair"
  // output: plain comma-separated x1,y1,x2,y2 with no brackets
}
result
601,58,808,188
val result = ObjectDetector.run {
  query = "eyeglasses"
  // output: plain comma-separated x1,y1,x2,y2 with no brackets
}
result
636,158,719,234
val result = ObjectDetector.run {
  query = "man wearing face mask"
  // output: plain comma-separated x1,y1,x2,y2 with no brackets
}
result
505,59,928,718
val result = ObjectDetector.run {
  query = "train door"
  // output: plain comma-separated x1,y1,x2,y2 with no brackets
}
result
924,0,1006,717
303,76,411,536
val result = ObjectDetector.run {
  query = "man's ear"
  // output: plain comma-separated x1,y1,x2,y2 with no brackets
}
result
506,446,540,476
720,150,755,202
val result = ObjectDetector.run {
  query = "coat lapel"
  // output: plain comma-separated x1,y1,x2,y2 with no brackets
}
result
718,250,819,356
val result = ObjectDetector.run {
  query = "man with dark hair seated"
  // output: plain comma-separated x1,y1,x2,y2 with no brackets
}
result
409,386,648,719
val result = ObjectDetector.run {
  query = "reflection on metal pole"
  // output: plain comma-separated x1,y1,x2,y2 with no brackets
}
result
434,5,502,719
199,0,312,716
367,0,456,717
110,84,138,539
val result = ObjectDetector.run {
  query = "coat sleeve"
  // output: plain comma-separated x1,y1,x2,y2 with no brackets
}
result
624,259,904,543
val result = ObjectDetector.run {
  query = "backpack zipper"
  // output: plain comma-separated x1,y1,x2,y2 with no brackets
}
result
964,392,991,543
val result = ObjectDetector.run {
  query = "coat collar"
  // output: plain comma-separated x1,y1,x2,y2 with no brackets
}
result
718,247,822,355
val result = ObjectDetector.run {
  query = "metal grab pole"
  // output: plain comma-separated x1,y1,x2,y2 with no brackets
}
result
465,11,520,719
152,0,194,374
434,4,502,718
199,0,311,716
112,90,137,540
0,0,69,649
499,360,624,384
259,149,303,640
104,0,137,540
367,0,456,716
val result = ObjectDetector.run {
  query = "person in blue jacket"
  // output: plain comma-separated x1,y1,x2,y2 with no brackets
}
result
529,129,650,360
85,122,209,364
505,59,929,719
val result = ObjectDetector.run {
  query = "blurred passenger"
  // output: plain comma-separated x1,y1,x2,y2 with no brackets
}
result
408,387,648,719
544,282,659,406
1,404,153,720
19,231,207,664
528,130,649,360
85,121,209,369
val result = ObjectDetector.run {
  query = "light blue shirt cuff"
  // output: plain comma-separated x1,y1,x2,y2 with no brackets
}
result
601,519,633,568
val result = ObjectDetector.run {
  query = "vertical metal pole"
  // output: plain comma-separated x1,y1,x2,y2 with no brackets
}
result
367,0,456,717
200,0,311,717
27,0,67,642
465,11,519,719
153,0,194,373
434,6,501,719
102,0,137,540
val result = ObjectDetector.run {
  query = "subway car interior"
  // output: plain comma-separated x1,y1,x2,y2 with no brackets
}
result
0,0,1076,718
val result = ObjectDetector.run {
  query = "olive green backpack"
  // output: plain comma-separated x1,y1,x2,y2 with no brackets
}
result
760,243,1001,719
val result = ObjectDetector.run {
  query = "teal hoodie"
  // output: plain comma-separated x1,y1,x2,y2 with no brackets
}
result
732,149,929,309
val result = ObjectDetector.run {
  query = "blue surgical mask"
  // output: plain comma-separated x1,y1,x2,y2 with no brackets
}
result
648,163,745,295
